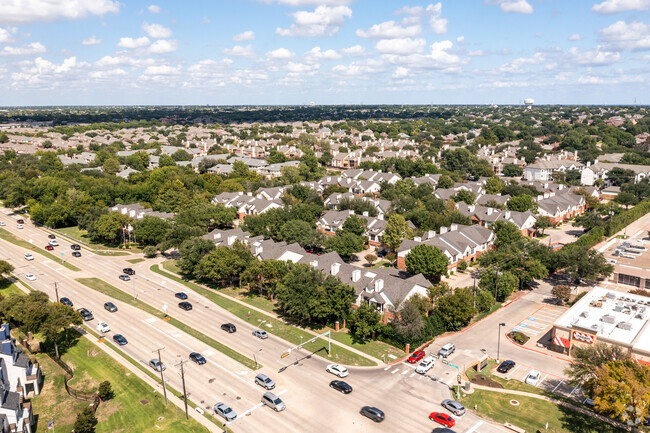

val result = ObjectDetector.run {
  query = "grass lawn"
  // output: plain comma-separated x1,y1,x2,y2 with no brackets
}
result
0,228,81,272
126,258,145,264
31,333,209,433
56,226,142,254
0,278,29,297
154,263,377,367
459,390,625,433
75,277,258,370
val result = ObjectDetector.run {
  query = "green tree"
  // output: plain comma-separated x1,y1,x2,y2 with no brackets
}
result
382,214,413,252
279,220,323,249
485,176,505,194
143,246,157,258
326,232,365,262
507,195,538,212
476,290,494,312
102,157,120,175
492,221,523,249
93,212,133,243
479,269,518,302
161,224,204,250
125,151,149,170
502,164,523,177
615,191,638,210
435,288,476,331
197,243,253,284
133,216,171,246
551,285,571,305
592,359,650,424
73,407,98,433
535,216,552,235
565,343,628,391
159,154,176,167
365,254,377,266
341,214,367,237
0,260,14,277
437,175,454,189
40,302,83,358
394,297,425,342
404,244,449,281
559,246,614,284
171,149,192,161
178,237,216,278
98,380,113,401
0,132,8,143
453,190,476,205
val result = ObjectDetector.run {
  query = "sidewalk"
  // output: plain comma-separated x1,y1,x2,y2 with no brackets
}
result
152,262,386,366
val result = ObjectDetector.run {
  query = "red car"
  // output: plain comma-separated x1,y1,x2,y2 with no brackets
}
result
408,350,426,364
45,245,54,251
429,412,456,427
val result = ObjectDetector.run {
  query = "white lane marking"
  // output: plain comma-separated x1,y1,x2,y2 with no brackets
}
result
568,385,579,396
552,380,564,393
465,420,484,433
538,374,548,388
144,317,157,324
228,389,288,423
391,368,400,374
401,370,409,375
384,365,392,371
506,365,520,379
409,373,416,378
203,349,215,357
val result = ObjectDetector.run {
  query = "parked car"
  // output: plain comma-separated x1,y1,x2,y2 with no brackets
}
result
96,321,110,333
25,274,36,281
408,350,426,364
497,360,516,373
189,352,206,365
329,380,352,394
326,364,349,378
178,301,192,311
70,244,81,250
252,329,268,339
78,308,94,321
149,359,165,372
416,356,435,374
24,253,34,261
48,234,56,239
261,392,285,412
113,334,127,345
16,224,23,229
59,297,73,307
118,274,130,281
122,268,135,275
48,239,58,246
104,302,118,312
430,412,456,428
438,343,456,358
44,245,54,251
255,373,275,390
360,406,384,422
525,370,541,386
441,399,466,416
220,323,236,333
175,292,188,300
71,251,81,257
214,402,237,421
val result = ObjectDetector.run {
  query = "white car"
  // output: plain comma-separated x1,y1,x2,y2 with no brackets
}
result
415,356,435,374
48,239,59,246
16,224,23,229
525,370,541,386
24,253,34,261
96,321,110,333
25,274,36,281
0,221,5,226
326,364,349,378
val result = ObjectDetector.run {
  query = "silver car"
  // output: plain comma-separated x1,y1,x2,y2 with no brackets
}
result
214,402,237,421
149,359,166,372
441,399,466,416
255,373,275,390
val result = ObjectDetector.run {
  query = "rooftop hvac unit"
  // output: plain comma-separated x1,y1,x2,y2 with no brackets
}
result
618,322,633,330
606,292,616,299
580,311,589,318
602,315,616,324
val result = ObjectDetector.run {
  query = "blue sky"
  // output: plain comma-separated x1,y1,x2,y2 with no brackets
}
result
0,0,649,106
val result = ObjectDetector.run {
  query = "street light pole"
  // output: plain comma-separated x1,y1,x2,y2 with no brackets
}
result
54,282,59,302
497,322,506,363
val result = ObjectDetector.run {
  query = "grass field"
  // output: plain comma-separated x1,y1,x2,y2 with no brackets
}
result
0,228,81,272
0,278,29,297
126,258,145,264
154,263,378,366
74,277,258,370
56,226,141,254
460,390,625,433
31,334,209,433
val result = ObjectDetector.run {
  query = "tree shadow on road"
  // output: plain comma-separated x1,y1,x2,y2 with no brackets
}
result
557,404,626,433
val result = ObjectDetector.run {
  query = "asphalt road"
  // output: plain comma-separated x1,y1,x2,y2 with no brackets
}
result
1,212,517,433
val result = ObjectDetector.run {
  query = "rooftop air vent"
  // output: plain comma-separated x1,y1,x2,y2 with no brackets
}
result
602,315,616,324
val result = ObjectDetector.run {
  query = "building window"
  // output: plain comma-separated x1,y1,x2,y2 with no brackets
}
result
619,273,641,288
645,279,650,290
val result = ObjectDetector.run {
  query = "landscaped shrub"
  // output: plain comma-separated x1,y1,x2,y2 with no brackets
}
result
508,330,529,345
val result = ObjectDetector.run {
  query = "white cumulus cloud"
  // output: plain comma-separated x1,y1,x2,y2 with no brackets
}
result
233,30,255,41
304,46,341,61
599,20,650,51
375,38,426,55
117,36,151,49
0,42,46,56
592,0,650,14
276,5,352,37
0,27,12,44
568,33,582,41
147,5,161,14
82,36,101,45
222,45,256,58
0,0,120,25
356,21,421,39
258,0,351,5
266,48,295,59
149,39,178,54
486,0,534,14
142,23,172,39
340,45,366,57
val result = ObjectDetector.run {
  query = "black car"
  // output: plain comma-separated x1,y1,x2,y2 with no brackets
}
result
497,360,516,373
329,380,352,394
189,352,206,365
78,308,94,321
104,302,118,312
432,429,457,433
221,323,237,333
178,301,192,311
123,268,135,275
48,234,56,239
59,297,73,307
71,251,81,257
70,244,81,251
175,292,188,300
113,334,128,345
360,406,384,423
118,274,130,281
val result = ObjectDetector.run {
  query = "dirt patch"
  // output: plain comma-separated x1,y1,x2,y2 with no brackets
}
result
470,374,504,389
67,369,99,394
96,400,122,422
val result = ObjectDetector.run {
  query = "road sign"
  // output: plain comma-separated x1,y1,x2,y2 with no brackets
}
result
448,363,459,369
60,252,64,257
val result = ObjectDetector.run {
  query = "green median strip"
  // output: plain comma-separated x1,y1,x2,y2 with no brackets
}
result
126,258,145,264
151,264,377,367
75,277,259,370
0,228,81,272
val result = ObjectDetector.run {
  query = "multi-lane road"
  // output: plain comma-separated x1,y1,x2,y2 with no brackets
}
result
1,211,517,433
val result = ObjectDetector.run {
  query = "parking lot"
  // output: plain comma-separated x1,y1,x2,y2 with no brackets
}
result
511,304,566,344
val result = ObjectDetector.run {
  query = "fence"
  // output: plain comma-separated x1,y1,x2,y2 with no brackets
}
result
47,352,100,409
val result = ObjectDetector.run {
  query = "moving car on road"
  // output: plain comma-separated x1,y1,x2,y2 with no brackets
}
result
416,356,435,374
16,224,23,229
408,350,426,364
178,301,192,311
360,406,384,422
48,234,56,239
104,302,118,312
497,360,516,373
149,359,165,371
44,245,54,251
24,253,33,261
113,334,127,345
25,274,36,281
261,392,285,412
96,321,110,333
329,380,352,394
326,364,349,378
255,373,275,390
429,412,456,428
175,292,188,300
71,251,81,257
122,268,135,275
70,244,81,250
220,323,236,333
441,399,466,416
525,370,540,386
253,329,268,339
78,308,94,321
438,343,456,358
214,402,237,421
48,239,58,246
118,274,130,281
59,297,73,307
189,352,206,365
0,222,5,226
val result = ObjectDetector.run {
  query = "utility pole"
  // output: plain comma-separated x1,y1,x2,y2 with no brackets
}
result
53,282,59,302
493,264,499,301
153,347,168,405
176,359,189,420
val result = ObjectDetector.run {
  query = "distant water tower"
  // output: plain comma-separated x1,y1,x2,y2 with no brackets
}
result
524,98,534,109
